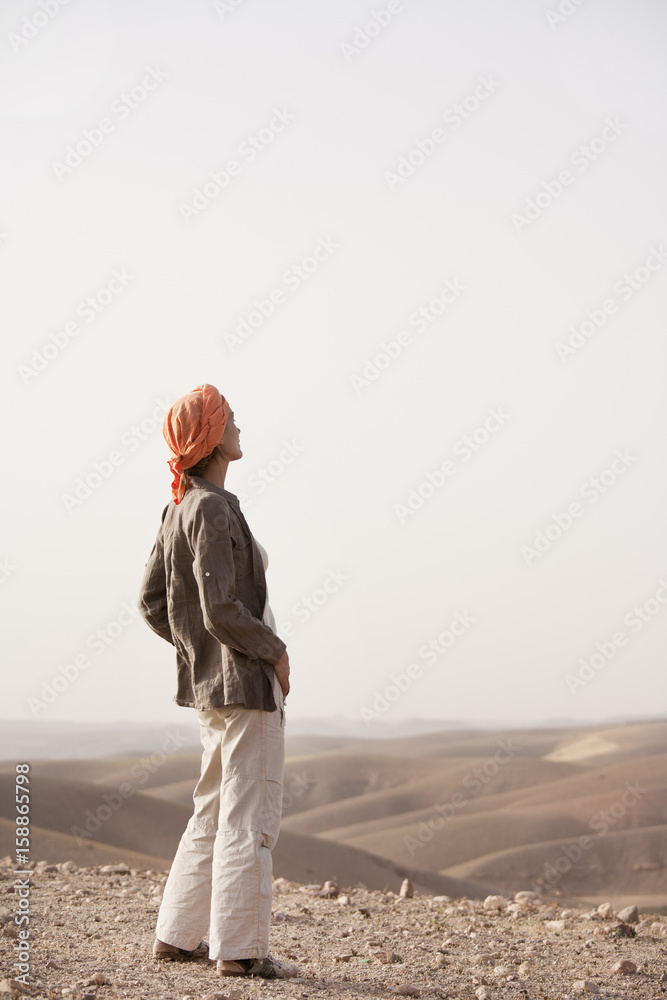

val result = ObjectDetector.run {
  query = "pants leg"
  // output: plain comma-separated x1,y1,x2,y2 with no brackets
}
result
154,713,223,951
208,681,285,961
155,674,285,961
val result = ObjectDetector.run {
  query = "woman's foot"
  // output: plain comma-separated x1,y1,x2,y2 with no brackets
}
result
217,956,298,978
153,938,209,961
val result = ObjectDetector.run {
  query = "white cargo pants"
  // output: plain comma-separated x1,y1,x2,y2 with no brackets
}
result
155,671,285,962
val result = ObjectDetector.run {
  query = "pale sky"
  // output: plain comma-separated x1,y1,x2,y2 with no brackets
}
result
2,0,666,731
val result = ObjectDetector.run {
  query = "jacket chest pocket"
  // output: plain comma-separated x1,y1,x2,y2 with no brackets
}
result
229,519,255,583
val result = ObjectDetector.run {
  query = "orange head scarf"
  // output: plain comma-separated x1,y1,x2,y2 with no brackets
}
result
162,383,230,504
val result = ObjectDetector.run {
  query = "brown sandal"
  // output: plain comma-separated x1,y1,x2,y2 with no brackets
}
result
153,938,209,961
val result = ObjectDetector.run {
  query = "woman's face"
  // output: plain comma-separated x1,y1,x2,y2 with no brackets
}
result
217,409,242,461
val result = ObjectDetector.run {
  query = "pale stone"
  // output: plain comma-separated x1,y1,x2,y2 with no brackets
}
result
483,895,507,910
612,959,637,974
597,902,614,919
400,878,414,898
616,905,639,924
573,980,600,993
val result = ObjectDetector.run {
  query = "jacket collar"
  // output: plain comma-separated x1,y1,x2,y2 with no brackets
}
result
189,475,240,507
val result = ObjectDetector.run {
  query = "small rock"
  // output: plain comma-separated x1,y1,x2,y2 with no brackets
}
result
399,878,413,898
100,863,130,874
473,953,494,966
273,911,286,921
492,965,511,977
475,988,492,1000
544,919,567,931
435,953,447,967
483,895,507,910
376,950,401,964
0,981,31,996
393,986,419,997
431,895,451,903
514,890,539,901
612,921,635,938
518,962,532,976
597,902,614,919
573,980,600,993
616,904,639,924
338,894,351,906
612,960,637,974
318,879,339,897
87,973,108,986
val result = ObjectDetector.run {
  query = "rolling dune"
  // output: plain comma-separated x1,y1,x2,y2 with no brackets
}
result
1,719,663,904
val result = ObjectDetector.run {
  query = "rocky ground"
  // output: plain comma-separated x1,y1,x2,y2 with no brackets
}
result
0,857,666,1000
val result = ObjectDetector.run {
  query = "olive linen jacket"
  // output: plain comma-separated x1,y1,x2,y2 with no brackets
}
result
137,475,286,712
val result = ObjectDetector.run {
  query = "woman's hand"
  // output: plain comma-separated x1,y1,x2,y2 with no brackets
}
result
273,650,290,697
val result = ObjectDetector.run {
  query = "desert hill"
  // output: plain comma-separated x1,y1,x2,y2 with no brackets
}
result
0,772,495,898
1,719,664,908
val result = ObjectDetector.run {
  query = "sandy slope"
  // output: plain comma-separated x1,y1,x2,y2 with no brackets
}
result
1,720,664,909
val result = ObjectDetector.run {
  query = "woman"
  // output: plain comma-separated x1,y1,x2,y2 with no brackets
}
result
137,382,297,979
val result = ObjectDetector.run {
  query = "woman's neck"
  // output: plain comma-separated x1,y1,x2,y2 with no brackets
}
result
201,452,230,490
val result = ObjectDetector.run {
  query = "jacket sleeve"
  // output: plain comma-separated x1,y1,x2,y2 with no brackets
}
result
190,497,286,664
138,512,175,646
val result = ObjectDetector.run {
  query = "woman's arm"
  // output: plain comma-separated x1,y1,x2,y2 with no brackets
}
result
190,497,287,665
138,517,175,645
